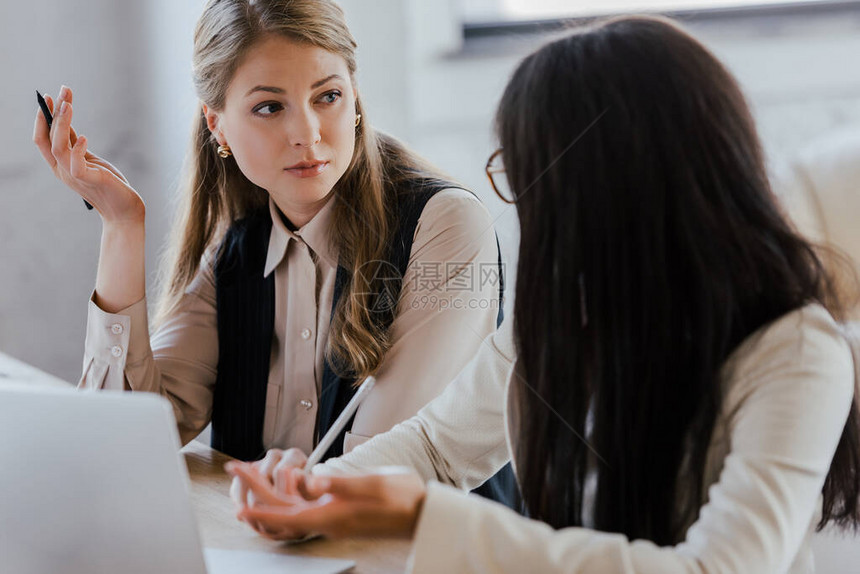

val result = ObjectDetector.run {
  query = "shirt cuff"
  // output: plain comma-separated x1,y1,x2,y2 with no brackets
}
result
82,293,149,390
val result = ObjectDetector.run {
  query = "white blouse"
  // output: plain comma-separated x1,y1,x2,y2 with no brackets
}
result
318,304,857,573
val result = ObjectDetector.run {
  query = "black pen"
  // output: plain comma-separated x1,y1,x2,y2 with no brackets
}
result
36,90,94,211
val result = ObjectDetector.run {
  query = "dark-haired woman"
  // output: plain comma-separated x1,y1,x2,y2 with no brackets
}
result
228,15,860,572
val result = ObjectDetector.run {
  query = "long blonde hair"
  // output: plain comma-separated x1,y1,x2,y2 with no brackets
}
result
157,0,450,379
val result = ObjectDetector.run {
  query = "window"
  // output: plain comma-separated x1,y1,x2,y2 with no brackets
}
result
462,0,847,22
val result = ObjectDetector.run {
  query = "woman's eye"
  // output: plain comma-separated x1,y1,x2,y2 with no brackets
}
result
253,102,283,116
319,91,341,104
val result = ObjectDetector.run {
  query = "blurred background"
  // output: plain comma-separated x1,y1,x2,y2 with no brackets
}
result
1,0,859,568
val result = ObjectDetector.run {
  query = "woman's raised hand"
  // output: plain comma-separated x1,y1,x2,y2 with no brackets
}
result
32,85,145,224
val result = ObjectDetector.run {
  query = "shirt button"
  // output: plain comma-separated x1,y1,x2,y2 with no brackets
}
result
301,328,312,340
300,399,314,411
110,345,123,358
111,323,124,335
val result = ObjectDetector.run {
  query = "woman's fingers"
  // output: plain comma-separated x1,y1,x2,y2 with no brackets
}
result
304,473,386,500
228,471,268,532
225,462,303,506
273,449,307,494
274,465,287,494
228,468,309,538
239,498,334,533
226,461,318,538
275,448,307,477
239,497,392,539
69,136,89,180
35,87,120,183
52,86,72,120
229,475,249,509
234,472,426,539
50,101,74,171
31,85,145,221
281,467,321,500
280,448,309,469
50,87,122,179
33,93,81,172
277,466,301,497
49,85,77,164
47,92,77,140
255,447,308,492
33,105,57,169
61,84,73,106
85,154,127,183
256,449,283,484
50,102,102,191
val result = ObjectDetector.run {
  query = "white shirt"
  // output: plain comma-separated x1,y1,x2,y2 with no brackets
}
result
319,304,856,573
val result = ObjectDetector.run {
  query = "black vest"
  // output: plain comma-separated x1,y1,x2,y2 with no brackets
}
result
212,185,520,509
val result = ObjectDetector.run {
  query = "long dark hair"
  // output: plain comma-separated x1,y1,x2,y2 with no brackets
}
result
499,15,860,544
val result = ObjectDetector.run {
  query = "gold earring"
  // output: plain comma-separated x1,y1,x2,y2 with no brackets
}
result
355,114,362,128
217,144,232,158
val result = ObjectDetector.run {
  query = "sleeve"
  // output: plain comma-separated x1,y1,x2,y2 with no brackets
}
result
316,319,516,491
406,306,856,574
78,251,220,445
343,188,504,452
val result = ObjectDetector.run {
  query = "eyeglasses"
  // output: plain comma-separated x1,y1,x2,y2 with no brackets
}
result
485,148,516,204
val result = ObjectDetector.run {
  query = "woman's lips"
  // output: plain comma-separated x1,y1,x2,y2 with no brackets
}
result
284,161,329,178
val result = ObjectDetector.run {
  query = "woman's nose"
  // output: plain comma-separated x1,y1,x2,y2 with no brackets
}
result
289,109,321,148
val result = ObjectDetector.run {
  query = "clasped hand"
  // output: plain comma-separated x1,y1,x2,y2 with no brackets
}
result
225,448,427,541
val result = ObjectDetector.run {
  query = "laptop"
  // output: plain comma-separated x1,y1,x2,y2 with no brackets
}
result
0,383,355,574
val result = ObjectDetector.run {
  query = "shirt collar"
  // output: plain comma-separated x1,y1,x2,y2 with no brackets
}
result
264,195,338,277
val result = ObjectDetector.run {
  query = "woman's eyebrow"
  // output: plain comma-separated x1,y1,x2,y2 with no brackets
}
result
244,74,343,98
245,85,285,97
311,74,343,89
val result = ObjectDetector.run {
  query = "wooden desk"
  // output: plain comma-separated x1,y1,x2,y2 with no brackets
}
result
182,440,411,574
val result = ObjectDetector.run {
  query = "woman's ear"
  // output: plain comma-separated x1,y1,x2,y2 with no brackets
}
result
201,103,225,145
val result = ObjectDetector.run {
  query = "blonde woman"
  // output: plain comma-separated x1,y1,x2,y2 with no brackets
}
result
32,0,515,505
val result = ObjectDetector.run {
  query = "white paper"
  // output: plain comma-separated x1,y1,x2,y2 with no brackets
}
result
204,548,355,574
